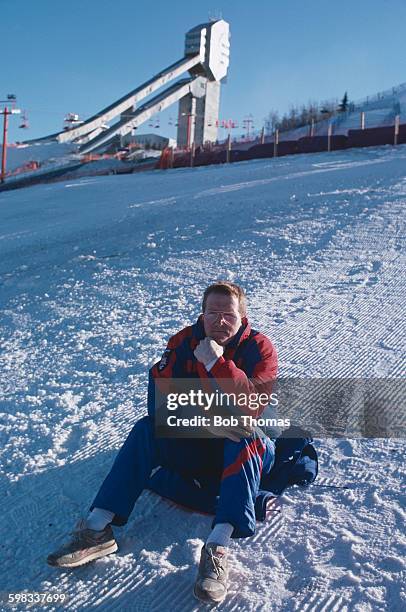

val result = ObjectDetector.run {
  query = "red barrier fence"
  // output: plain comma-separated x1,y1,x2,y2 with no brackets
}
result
297,135,348,153
347,125,406,148
158,120,406,171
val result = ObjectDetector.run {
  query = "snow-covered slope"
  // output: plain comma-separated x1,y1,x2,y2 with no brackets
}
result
254,82,406,144
7,142,79,173
1,146,405,610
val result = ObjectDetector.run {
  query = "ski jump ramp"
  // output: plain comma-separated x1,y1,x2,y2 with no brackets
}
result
34,20,230,153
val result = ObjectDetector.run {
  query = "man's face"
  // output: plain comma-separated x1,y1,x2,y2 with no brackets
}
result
203,292,242,346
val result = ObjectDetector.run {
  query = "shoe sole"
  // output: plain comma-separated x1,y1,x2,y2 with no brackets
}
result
48,541,118,568
193,583,226,605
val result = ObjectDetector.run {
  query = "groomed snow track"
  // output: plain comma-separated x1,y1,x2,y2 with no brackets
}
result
1,145,405,610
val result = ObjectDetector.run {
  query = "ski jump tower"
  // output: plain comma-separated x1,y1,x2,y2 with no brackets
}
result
177,20,230,147
38,20,230,153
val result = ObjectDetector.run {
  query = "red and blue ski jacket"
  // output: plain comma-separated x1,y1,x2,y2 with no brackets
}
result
146,316,318,528
148,315,278,419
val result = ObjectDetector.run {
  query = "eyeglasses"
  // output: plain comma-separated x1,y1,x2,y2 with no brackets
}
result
204,311,239,323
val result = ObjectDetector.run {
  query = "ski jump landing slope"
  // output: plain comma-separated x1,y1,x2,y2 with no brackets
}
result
0,145,405,610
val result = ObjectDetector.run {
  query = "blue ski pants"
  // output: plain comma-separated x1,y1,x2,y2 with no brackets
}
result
91,415,275,538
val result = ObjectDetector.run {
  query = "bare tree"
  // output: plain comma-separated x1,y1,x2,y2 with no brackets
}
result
269,95,346,134
264,109,280,134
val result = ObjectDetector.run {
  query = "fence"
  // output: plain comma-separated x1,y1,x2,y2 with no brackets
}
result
157,118,406,170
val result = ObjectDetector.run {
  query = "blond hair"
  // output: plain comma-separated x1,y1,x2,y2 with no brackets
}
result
202,281,247,316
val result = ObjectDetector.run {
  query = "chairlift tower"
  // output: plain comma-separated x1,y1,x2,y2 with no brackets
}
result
1,94,21,183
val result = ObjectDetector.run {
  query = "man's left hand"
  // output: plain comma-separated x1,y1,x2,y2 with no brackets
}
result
194,337,224,366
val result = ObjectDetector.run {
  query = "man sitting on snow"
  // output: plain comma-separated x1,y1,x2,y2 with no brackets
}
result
47,281,278,604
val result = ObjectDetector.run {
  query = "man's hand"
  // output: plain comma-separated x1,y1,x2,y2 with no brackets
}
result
205,419,254,442
194,338,253,440
194,337,224,367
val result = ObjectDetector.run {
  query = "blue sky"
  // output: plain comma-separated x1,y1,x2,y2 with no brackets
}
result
2,0,406,142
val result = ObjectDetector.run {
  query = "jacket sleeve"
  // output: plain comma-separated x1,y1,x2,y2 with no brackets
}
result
208,335,278,417
147,336,179,419
147,325,194,418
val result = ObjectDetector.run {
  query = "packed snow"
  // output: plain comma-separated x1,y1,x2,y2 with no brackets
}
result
7,142,79,173
0,145,405,611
